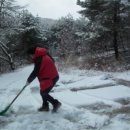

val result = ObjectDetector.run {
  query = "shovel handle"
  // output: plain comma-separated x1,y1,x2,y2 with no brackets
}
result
8,85,27,107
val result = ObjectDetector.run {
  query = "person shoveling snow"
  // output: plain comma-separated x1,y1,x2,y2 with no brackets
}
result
25,46,61,112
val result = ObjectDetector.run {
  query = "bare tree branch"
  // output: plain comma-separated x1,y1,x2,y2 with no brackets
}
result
0,41,15,70
0,55,8,62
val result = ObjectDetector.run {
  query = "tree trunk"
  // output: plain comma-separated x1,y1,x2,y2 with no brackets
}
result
113,1,119,60
113,30,118,59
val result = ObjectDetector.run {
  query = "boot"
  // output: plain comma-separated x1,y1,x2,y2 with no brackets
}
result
38,103,49,112
52,100,62,112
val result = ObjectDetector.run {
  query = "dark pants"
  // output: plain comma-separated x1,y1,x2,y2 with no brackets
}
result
40,76,59,106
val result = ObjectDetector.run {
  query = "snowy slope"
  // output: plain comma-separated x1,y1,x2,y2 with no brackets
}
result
0,65,130,130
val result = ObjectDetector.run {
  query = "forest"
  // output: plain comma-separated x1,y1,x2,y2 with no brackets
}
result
0,0,130,73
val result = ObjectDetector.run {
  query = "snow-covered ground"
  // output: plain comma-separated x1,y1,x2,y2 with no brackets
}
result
0,65,130,130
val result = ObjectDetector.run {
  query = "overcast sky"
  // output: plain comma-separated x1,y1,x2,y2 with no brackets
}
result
17,0,82,19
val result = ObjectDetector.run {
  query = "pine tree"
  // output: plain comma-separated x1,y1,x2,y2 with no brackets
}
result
77,0,107,21
20,10,42,54
77,0,130,59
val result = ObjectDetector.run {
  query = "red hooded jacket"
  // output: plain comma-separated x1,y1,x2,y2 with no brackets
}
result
30,47,59,91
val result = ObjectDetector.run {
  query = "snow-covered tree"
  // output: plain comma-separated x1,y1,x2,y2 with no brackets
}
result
19,10,43,55
77,0,130,59
0,0,21,28
44,15,79,57
0,0,22,71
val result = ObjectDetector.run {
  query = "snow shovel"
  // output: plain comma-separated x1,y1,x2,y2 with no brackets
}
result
0,84,27,116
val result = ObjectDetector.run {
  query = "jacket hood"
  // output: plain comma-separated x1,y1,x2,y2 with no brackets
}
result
32,47,47,62
35,47,47,57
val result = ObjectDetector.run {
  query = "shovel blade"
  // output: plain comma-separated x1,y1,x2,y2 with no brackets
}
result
0,106,10,116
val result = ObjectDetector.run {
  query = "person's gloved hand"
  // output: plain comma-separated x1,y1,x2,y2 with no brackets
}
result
25,81,30,86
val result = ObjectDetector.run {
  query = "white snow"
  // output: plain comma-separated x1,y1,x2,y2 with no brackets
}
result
0,65,130,130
